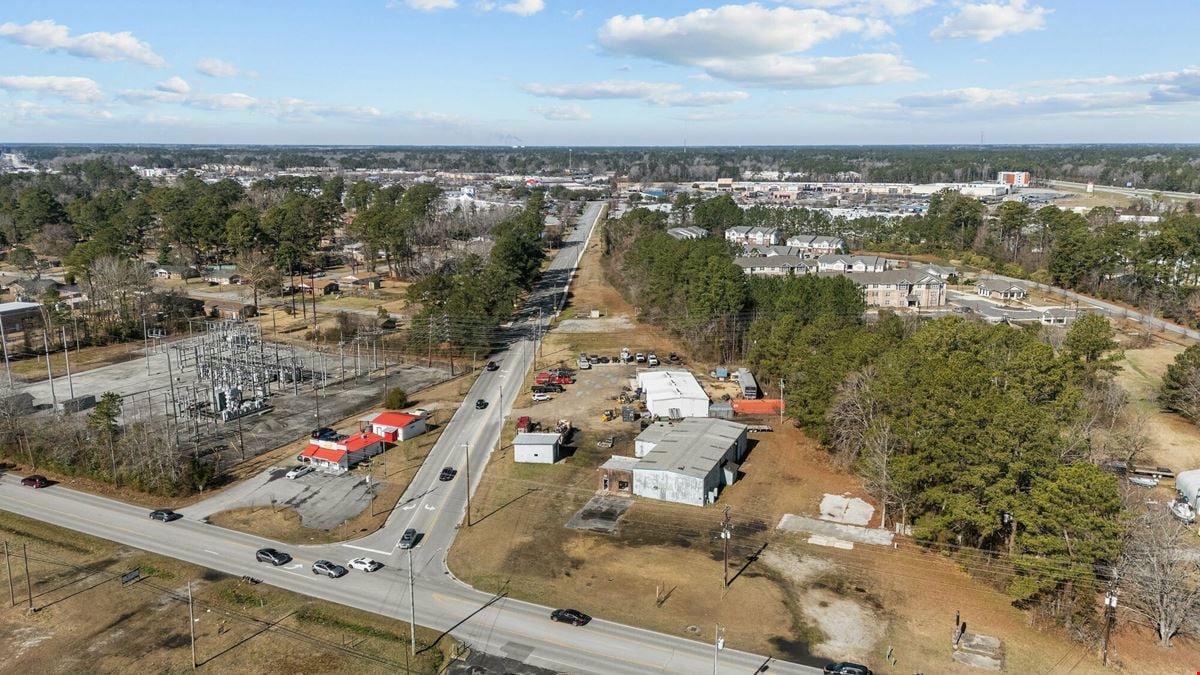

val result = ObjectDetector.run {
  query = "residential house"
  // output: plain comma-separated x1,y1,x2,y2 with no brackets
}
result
842,270,947,308
732,256,815,277
203,268,242,285
724,226,781,247
817,255,887,274
631,418,749,506
666,226,708,240
362,410,427,442
341,273,382,290
975,279,1028,301
785,235,846,257
153,265,200,280
298,431,387,474
744,245,802,258
207,301,257,320
11,278,59,302
915,263,957,280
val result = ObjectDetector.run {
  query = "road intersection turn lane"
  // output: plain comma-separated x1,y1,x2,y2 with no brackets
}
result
0,202,820,675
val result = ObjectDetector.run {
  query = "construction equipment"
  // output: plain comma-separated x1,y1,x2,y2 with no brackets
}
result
596,436,614,449
555,419,571,435
600,409,615,422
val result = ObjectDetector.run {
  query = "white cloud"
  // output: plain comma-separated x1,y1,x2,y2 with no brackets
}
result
120,86,383,121
156,76,191,94
392,0,458,10
195,57,254,78
1039,66,1200,89
532,104,591,121
600,5,864,63
598,5,922,90
776,0,934,17
702,53,921,88
930,0,1049,42
498,0,544,16
522,79,749,107
816,86,1156,120
0,75,103,102
2,100,113,125
0,19,165,67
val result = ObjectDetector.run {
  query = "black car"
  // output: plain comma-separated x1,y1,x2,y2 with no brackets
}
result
256,548,292,566
310,427,337,441
149,509,181,522
485,361,499,371
823,662,873,675
439,467,458,482
544,383,564,393
475,399,488,410
311,559,348,578
550,609,591,626
20,475,49,488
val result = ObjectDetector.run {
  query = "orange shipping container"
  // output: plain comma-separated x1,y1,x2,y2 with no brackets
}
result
731,399,783,415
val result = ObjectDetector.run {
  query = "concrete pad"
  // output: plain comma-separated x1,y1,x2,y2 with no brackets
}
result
807,535,854,550
184,466,373,530
566,494,633,533
777,514,894,546
555,315,633,333
819,493,875,526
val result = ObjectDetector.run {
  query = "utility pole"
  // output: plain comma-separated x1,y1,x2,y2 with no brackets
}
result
42,331,57,412
142,314,150,376
188,580,197,669
407,547,417,655
713,623,725,675
61,327,74,400
0,318,12,388
464,442,472,527
720,506,732,590
4,540,13,606
22,543,32,611
1102,589,1118,666
779,379,784,425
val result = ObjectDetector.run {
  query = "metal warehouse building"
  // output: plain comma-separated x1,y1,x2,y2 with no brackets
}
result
635,369,710,418
631,418,748,506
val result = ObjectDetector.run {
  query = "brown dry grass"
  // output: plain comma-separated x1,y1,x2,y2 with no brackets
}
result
9,340,143,381
0,510,452,675
1114,339,1200,470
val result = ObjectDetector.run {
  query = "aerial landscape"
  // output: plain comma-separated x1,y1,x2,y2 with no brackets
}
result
3,2,1200,674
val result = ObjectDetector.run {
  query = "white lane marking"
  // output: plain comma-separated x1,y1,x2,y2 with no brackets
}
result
285,564,303,570
423,504,436,511
341,543,393,556
203,549,221,556
401,503,417,511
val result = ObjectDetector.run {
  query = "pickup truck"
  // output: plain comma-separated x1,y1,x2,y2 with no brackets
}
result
535,372,552,385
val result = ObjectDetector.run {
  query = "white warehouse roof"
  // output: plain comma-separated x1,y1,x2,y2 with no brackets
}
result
636,369,710,418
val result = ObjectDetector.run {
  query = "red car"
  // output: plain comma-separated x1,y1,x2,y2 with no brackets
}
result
534,372,552,385
20,475,49,488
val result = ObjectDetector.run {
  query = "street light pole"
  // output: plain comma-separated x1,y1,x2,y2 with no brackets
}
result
713,623,724,675
407,547,417,655
142,314,150,376
464,442,472,527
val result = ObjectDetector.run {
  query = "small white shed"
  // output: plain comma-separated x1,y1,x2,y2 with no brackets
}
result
513,432,562,464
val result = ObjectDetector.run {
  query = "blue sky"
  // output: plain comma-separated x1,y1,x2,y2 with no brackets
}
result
2,1,1199,145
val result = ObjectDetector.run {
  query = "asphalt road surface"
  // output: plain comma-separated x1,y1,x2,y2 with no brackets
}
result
0,202,820,675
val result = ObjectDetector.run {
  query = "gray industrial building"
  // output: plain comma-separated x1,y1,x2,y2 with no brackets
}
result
631,418,748,506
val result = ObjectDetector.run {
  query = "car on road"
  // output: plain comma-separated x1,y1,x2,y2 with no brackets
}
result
348,557,382,572
438,467,457,481
485,361,499,371
822,662,873,675
475,398,488,410
550,609,591,626
285,465,314,480
256,548,291,566
532,392,551,402
311,559,348,578
398,528,418,549
149,509,181,522
20,475,49,488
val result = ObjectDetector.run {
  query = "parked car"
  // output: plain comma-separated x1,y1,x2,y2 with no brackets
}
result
398,528,419,549
439,467,457,481
485,361,499,371
668,352,680,362
531,385,549,394
348,557,382,572
647,353,660,367
310,427,336,440
149,509,181,522
599,356,610,364
311,559,348,578
588,355,600,364
634,353,646,363
550,609,591,626
285,465,314,480
256,548,291,566
823,662,873,675
532,392,551,402
544,383,565,393
475,399,488,410
20,475,49,489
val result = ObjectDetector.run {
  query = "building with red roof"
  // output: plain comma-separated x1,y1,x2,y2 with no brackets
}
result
298,431,386,474
361,410,427,442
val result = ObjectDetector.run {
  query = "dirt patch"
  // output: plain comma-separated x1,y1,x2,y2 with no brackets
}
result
565,495,633,533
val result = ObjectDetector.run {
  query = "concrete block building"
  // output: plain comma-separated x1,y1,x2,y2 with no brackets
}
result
630,418,748,506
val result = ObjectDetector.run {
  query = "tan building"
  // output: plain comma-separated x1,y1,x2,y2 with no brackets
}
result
844,270,947,308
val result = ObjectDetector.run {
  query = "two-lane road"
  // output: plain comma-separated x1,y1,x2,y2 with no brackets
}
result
0,202,820,674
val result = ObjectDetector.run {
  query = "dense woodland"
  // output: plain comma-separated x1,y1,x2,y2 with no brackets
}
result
11,143,1200,192
605,205,1195,647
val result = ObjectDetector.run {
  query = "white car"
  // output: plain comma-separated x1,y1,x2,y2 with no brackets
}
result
348,557,382,572
285,465,314,480
532,392,551,402
647,354,660,367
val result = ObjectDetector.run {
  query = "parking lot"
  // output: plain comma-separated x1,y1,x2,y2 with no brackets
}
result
180,464,375,530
